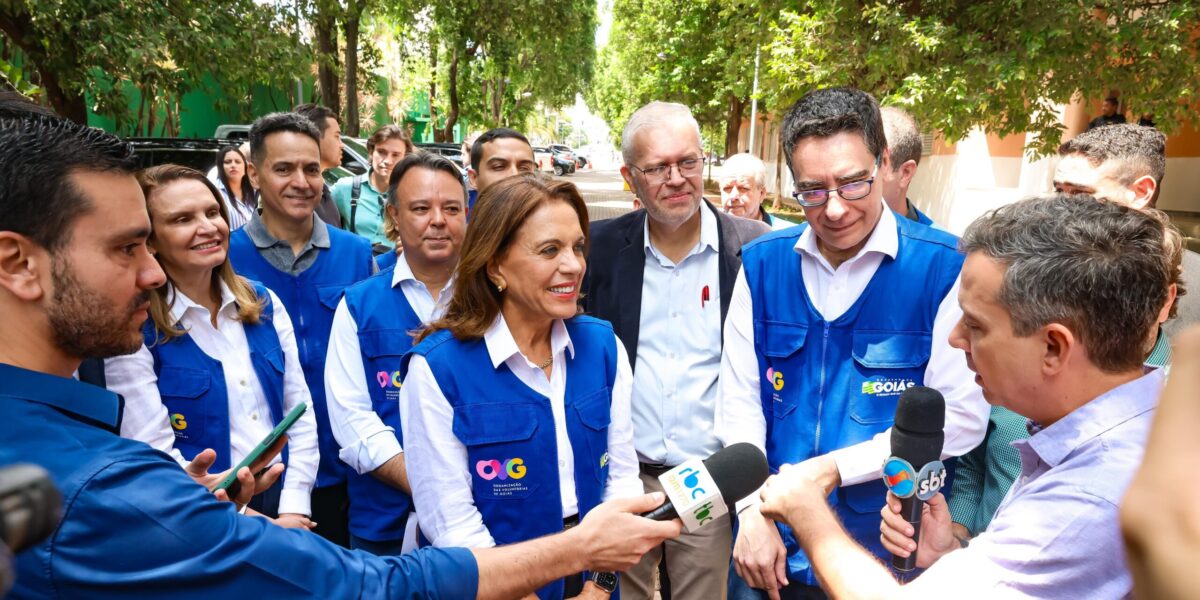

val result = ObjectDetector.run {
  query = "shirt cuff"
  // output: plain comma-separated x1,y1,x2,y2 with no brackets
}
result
735,483,765,516
278,489,313,517
829,438,890,487
337,430,403,475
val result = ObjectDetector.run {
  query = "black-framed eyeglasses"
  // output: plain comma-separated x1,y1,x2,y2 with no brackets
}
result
629,157,705,184
790,157,881,208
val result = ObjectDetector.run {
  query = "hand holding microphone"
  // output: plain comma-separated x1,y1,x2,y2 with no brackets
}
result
879,386,957,572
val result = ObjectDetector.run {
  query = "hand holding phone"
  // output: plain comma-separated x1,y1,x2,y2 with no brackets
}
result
210,403,308,499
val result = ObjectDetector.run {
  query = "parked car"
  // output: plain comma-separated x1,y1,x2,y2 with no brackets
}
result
415,142,467,175
533,147,576,176
128,137,225,173
549,144,587,168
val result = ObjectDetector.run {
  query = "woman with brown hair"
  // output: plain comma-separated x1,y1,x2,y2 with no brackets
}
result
103,164,319,528
399,173,641,599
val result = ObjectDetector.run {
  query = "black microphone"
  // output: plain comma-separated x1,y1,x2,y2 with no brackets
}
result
1,463,63,595
883,386,946,573
641,442,769,527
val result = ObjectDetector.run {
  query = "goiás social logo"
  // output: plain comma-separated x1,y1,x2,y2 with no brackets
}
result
861,376,917,397
882,457,947,502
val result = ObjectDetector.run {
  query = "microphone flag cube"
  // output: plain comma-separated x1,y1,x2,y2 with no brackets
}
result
658,458,727,532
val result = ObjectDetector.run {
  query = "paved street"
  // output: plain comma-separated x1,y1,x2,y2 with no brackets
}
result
556,168,637,221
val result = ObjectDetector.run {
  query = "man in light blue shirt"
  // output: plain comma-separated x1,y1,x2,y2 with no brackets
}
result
759,194,1174,598
331,124,413,249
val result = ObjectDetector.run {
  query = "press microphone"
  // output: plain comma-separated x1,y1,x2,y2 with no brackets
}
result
641,442,769,532
882,386,946,573
1,463,63,595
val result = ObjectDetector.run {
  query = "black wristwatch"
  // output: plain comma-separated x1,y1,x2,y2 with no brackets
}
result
589,571,618,593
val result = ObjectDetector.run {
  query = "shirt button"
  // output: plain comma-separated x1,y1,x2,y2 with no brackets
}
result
239,379,247,387
251,413,258,421
673,271,680,278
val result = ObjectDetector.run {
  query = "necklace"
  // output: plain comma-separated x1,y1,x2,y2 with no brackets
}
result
535,354,554,369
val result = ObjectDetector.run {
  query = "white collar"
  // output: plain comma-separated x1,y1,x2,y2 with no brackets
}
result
167,279,238,325
643,201,720,257
483,312,575,370
794,198,898,268
392,251,456,297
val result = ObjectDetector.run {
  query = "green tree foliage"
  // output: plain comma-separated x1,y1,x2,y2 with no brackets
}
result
588,0,769,154
0,0,305,127
766,1,1200,155
418,0,597,141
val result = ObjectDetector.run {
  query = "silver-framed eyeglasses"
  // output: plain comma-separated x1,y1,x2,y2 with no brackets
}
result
629,156,705,184
790,157,881,208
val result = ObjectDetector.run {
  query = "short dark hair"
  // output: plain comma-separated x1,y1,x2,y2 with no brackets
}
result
293,103,339,135
960,194,1172,373
0,96,138,252
387,152,468,205
1057,123,1166,190
367,124,414,156
1104,97,1120,106
471,128,532,171
249,112,321,165
780,87,887,170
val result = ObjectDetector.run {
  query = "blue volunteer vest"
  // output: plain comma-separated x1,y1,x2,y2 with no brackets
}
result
402,316,618,600
340,267,421,542
143,283,287,472
741,217,962,585
228,224,373,487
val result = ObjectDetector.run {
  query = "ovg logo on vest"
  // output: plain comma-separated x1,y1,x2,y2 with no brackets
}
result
475,458,530,497
861,377,916,397
376,370,403,402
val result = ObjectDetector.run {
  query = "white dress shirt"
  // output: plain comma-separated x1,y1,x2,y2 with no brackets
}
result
632,204,723,465
105,282,319,515
325,253,452,475
400,314,643,549
717,203,988,511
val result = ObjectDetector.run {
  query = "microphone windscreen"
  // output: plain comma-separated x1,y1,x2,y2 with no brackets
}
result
891,386,945,467
893,386,945,434
704,442,769,507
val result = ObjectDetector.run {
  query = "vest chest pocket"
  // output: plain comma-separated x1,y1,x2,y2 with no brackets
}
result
849,332,931,425
757,321,808,422
316,283,350,312
359,329,411,416
157,367,212,442
453,402,542,500
571,388,613,484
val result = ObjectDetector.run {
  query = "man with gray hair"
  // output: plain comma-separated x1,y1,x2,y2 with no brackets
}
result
879,106,933,225
719,153,796,230
583,101,770,599
759,194,1171,598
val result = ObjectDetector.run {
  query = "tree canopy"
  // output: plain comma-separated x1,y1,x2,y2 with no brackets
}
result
591,0,1200,157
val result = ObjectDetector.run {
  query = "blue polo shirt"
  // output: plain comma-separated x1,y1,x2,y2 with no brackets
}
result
0,362,478,599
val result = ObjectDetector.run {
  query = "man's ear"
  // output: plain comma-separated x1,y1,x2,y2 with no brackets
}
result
0,232,50,302
1042,323,1076,376
1129,175,1157,210
247,160,260,190
899,160,919,187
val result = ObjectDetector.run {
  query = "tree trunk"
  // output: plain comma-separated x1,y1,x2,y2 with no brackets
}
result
0,9,87,122
430,43,441,142
440,46,460,141
342,1,363,136
724,95,745,157
314,1,340,114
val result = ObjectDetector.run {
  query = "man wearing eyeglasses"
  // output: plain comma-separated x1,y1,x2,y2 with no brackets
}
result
583,101,770,600
715,87,988,600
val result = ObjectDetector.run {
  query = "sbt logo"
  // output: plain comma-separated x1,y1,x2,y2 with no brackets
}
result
915,462,947,501
861,377,916,397
376,370,402,389
170,413,187,431
475,458,527,481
